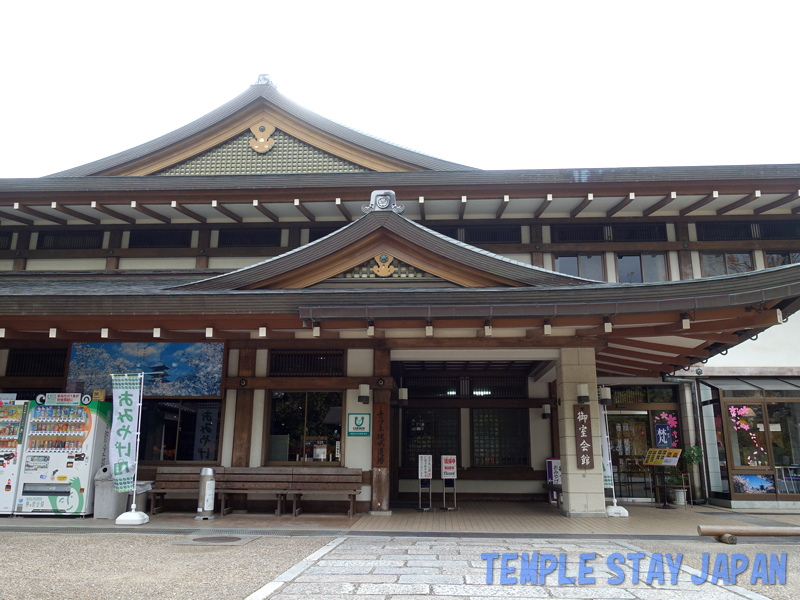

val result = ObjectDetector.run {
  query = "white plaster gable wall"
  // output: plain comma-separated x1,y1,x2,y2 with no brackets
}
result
704,316,800,368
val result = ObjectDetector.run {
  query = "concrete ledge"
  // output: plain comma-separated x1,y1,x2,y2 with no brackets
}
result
369,510,393,516
560,510,608,518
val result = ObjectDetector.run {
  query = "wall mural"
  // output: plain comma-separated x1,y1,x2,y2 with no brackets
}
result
67,342,224,398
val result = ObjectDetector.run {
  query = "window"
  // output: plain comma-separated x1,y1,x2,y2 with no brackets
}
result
696,222,754,242
765,252,800,269
37,230,104,250
309,227,341,242
129,229,192,249
616,253,667,283
269,350,344,377
551,224,604,243
701,252,753,277
6,349,67,377
269,392,342,463
726,404,768,467
403,408,459,468
472,408,529,467
463,226,521,244
218,228,280,247
611,223,668,243
554,254,604,280
139,400,221,462
0,233,12,250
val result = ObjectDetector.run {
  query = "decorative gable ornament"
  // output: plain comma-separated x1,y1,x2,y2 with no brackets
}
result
372,252,395,277
362,189,404,215
249,121,276,153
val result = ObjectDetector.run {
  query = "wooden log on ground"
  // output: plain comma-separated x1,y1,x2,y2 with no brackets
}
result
698,525,800,538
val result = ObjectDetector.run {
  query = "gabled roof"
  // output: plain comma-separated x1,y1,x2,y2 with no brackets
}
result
48,79,475,177
176,210,594,291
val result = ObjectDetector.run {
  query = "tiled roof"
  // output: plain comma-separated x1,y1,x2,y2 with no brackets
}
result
48,83,475,176
157,130,369,176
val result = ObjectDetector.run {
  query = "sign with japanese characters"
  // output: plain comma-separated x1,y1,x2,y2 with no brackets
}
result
573,405,594,470
43,393,82,406
441,455,457,479
655,424,672,448
372,404,389,468
110,373,143,493
644,447,682,467
193,403,219,461
418,454,433,479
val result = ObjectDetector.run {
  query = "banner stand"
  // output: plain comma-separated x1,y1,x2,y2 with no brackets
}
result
441,454,458,511
112,372,149,526
417,454,433,512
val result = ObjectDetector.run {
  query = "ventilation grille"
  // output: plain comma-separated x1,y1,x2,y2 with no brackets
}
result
427,226,458,240
696,221,754,241
551,224,605,243
37,231,103,250
6,349,68,377
218,228,280,248
612,223,668,242
760,220,800,240
309,227,342,243
0,233,12,250
269,350,344,377
464,226,521,244
129,229,192,249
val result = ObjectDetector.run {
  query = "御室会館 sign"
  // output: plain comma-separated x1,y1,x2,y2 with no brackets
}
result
348,413,371,436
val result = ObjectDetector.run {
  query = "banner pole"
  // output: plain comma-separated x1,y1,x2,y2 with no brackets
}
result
129,371,145,512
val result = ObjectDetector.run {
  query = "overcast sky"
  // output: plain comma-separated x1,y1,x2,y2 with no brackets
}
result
2,2,799,178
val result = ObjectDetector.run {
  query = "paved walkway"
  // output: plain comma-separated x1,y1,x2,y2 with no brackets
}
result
252,535,778,600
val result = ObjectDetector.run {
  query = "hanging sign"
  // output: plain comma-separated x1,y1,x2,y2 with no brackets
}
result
0,393,17,404
441,455,457,479
573,405,594,469
41,393,83,406
418,454,433,479
110,373,143,493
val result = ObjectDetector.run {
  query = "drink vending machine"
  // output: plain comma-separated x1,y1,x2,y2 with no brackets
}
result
0,395,30,514
14,393,112,516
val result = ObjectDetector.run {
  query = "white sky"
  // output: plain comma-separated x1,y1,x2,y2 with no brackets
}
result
1,1,799,178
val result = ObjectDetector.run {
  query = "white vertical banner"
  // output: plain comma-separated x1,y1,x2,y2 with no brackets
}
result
599,405,614,489
110,373,143,493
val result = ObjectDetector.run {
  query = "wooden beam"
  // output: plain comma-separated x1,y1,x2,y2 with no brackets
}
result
495,195,510,219
594,360,662,377
211,201,243,223
606,193,636,218
229,376,392,390
49,202,101,225
643,192,677,217
379,337,606,349
596,354,671,371
570,193,593,218
252,200,279,222
0,209,34,225
170,201,206,223
611,338,709,358
534,194,553,219
680,191,719,216
598,347,693,366
151,328,205,340
528,360,556,382
90,201,136,224
716,190,761,216
418,197,425,220
755,190,800,215
12,203,67,225
335,198,352,221
459,196,467,220
130,201,170,223
0,328,48,340
294,198,315,221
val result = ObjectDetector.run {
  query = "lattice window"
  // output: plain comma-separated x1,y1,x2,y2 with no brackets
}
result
427,226,459,240
129,229,192,249
309,227,342,243
472,408,529,467
403,408,459,467
407,376,527,399
463,226,521,244
759,220,800,241
333,257,435,279
37,230,103,250
6,349,68,377
269,350,344,377
218,228,281,248
0,233,12,250
695,221,754,241
612,223,667,243
551,223,605,243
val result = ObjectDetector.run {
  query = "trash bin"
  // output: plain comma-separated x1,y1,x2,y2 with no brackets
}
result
93,465,128,519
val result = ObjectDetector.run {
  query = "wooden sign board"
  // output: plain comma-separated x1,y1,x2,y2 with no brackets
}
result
573,405,594,469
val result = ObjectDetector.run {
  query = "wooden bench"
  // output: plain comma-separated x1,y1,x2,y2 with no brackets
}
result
215,467,293,517
544,483,563,509
148,466,204,515
288,467,362,518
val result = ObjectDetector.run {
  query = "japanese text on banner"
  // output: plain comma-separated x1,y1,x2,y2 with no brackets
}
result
110,374,143,493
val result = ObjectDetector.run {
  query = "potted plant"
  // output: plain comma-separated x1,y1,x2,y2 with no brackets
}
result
667,445,704,505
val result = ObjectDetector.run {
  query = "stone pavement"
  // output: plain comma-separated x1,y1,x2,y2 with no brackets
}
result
252,535,776,600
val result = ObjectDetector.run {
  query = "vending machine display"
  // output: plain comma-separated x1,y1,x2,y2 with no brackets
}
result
0,400,29,514
15,395,111,515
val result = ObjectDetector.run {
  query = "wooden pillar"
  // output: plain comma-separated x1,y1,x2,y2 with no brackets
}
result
232,349,256,468
371,348,391,511
675,222,695,280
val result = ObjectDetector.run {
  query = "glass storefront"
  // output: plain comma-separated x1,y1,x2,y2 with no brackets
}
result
269,391,342,464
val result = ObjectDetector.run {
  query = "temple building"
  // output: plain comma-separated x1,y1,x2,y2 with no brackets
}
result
2,75,800,514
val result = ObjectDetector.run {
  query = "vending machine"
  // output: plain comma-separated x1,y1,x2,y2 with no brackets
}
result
15,393,112,516
0,397,30,514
